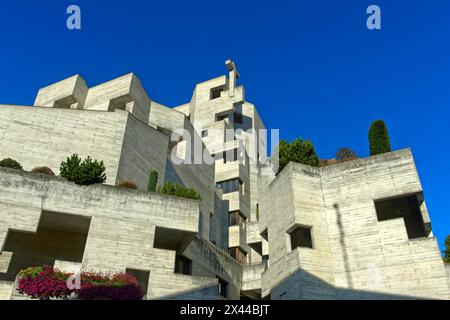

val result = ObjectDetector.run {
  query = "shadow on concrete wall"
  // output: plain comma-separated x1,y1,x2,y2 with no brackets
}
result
271,267,418,300
151,282,222,300
334,203,353,289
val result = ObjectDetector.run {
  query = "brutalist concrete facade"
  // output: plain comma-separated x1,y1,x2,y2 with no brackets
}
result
0,61,448,300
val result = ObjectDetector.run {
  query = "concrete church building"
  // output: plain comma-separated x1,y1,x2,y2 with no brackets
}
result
0,61,449,300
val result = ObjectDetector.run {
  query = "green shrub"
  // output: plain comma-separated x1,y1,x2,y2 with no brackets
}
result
444,235,450,264
0,158,23,170
117,180,138,189
60,154,106,185
31,167,55,176
277,138,319,173
157,181,201,200
369,120,391,156
147,170,158,192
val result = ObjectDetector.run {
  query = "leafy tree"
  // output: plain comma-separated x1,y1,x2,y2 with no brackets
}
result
60,154,106,185
369,120,391,155
444,235,450,264
147,170,158,192
157,181,201,200
277,138,319,173
336,147,358,161
0,158,23,170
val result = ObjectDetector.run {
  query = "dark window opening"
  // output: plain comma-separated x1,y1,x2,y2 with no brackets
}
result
2,211,91,276
202,130,208,138
217,276,228,297
228,247,247,266
216,113,229,121
228,211,246,226
211,87,224,100
289,226,313,250
126,268,150,296
234,112,243,124
174,255,192,275
375,195,427,239
216,178,242,194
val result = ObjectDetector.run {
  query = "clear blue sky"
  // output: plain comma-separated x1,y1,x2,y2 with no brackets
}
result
0,1,448,251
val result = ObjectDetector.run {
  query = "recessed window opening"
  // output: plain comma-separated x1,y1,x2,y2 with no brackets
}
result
289,225,313,250
216,178,242,194
217,276,228,297
228,247,247,266
234,112,243,124
216,113,230,121
210,87,224,100
174,255,192,275
375,195,427,239
228,211,246,226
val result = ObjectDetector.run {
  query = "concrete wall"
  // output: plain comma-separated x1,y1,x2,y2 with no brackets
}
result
259,149,450,300
183,237,242,300
0,281,14,300
447,265,450,289
0,167,219,299
117,112,169,190
0,104,169,191
0,105,126,185
320,149,448,299
34,74,88,109
83,73,151,124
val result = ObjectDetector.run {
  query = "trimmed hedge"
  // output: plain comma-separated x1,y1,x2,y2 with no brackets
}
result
157,181,201,200
0,158,23,170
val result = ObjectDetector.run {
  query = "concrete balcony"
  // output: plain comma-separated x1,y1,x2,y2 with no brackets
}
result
228,224,248,251
0,167,200,277
246,222,268,256
242,262,267,292
222,190,250,219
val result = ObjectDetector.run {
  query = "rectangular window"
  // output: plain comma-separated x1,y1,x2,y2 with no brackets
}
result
174,255,192,275
217,276,228,297
289,226,313,250
228,211,246,226
216,178,242,194
211,87,223,100
228,247,247,266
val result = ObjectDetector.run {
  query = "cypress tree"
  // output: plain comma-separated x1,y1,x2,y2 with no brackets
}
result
147,170,158,192
369,120,391,155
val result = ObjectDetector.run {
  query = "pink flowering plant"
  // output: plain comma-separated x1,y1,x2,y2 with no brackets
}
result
17,266,72,300
17,265,144,300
